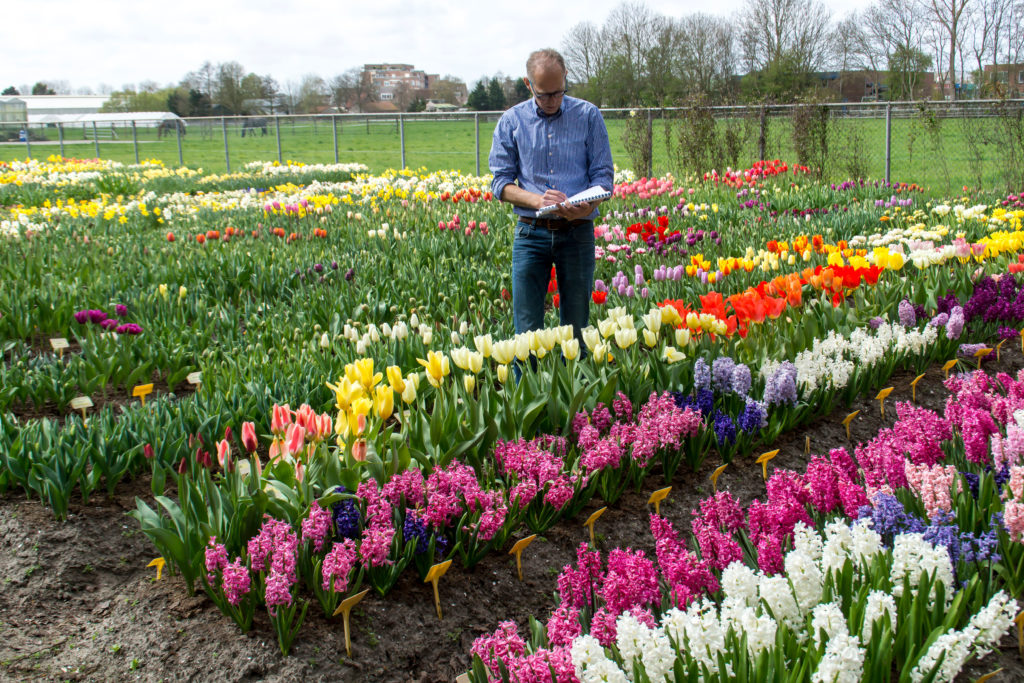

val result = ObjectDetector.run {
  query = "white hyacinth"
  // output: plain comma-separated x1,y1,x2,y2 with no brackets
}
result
861,590,897,643
811,633,865,683
810,602,849,649
721,562,759,607
890,533,954,605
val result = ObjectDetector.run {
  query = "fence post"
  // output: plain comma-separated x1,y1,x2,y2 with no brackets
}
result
93,121,100,158
222,117,230,173
758,106,767,162
332,115,339,164
275,116,282,164
399,114,406,169
132,120,139,164
24,124,31,158
177,120,184,167
474,113,480,176
58,123,64,158
884,103,892,185
646,109,654,176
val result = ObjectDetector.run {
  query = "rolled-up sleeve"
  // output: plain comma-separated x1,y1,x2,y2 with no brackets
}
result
489,115,518,200
588,108,615,193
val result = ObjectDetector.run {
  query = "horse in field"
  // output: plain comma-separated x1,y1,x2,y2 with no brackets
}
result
157,119,186,139
241,117,269,137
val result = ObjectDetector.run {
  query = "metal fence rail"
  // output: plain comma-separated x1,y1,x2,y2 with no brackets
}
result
3,100,1023,195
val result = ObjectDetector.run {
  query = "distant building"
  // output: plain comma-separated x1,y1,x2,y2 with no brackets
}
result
981,64,1024,97
816,70,935,102
15,95,110,122
361,64,467,110
0,97,28,127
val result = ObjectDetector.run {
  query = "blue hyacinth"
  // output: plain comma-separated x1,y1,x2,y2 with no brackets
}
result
712,410,736,446
332,485,362,540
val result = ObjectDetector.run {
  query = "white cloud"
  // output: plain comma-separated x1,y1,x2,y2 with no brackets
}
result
5,0,863,91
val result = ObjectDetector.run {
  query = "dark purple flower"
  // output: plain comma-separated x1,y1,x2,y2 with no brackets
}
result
313,263,324,273
712,411,735,446
73,310,89,324
116,323,143,335
332,486,361,539
100,318,118,330
115,304,128,317
88,310,108,324
344,268,355,281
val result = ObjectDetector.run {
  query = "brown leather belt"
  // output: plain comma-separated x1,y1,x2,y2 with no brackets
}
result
518,216,591,230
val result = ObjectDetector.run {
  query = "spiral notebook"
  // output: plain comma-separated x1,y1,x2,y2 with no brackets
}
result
535,185,612,216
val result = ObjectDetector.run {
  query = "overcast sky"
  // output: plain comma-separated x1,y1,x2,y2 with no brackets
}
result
6,0,861,94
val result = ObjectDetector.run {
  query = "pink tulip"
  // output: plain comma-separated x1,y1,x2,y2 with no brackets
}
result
352,440,367,462
464,227,472,236
271,404,292,436
469,220,476,230
241,421,258,453
295,459,305,482
217,439,232,471
438,220,445,230
143,443,154,459
284,423,305,457
294,404,315,432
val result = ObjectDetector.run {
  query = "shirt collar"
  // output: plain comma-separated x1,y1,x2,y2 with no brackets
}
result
533,100,564,119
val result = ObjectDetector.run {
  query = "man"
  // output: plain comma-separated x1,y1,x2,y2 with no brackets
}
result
489,48,614,349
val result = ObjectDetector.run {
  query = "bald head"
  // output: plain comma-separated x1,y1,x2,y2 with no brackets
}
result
526,49,567,82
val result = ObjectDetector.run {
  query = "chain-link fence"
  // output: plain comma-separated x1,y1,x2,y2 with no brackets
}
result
3,101,1023,194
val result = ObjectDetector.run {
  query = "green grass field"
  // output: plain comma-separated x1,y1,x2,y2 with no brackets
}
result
3,112,1020,197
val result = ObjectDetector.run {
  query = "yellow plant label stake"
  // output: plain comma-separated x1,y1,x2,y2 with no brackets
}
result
756,450,779,480
974,347,991,369
842,411,860,440
1017,610,1024,655
583,507,607,547
974,670,1001,683
648,487,672,516
942,359,958,379
805,436,810,455
997,338,1007,361
424,559,453,620
332,588,370,657
710,463,728,493
910,374,926,403
509,535,537,582
876,387,894,420
147,557,165,581
133,383,154,406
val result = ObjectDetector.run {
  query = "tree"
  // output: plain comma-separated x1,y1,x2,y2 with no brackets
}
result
967,0,1014,96
487,77,506,109
296,74,327,114
863,0,929,99
562,21,607,87
888,45,933,99
2,86,18,96
737,0,833,79
101,87,175,112
467,79,490,110
676,14,737,101
429,76,466,105
215,61,247,114
329,68,377,112
31,82,56,95
926,0,971,99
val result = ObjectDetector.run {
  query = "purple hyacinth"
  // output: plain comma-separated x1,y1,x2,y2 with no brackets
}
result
694,358,711,391
763,362,798,406
737,400,767,433
730,364,752,396
712,410,736,446
946,307,965,339
898,299,916,327
711,357,736,394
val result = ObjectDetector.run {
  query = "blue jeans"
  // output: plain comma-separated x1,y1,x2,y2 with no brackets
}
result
511,219,595,345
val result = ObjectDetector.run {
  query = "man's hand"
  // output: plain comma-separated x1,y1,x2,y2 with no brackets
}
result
540,189,567,209
555,200,593,220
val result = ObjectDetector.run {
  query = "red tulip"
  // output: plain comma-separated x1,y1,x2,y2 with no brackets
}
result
284,423,305,457
166,232,175,242
143,443,154,459
216,439,232,471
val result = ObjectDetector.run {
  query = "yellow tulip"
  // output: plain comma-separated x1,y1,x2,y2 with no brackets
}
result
582,326,601,352
496,364,509,384
642,309,661,334
561,338,580,361
593,343,609,364
686,312,700,330
473,333,493,358
178,285,187,299
598,318,617,339
642,328,659,348
467,350,483,374
536,328,558,352
326,377,364,413
373,385,394,420
662,345,686,363
450,346,472,371
463,375,476,394
513,334,531,361
416,350,450,387
887,252,905,270
492,339,516,365
556,325,574,343
614,326,637,350
158,283,169,300
346,358,382,391
386,365,405,393
660,305,682,326
674,328,691,347
401,376,418,403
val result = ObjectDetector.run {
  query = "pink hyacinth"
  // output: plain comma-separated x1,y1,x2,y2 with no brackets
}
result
301,500,332,553
601,548,660,614
359,524,395,567
247,517,294,572
357,479,393,528
546,602,582,646
556,543,603,610
204,537,228,584
1004,501,1024,541
321,538,358,593
805,456,842,514
505,645,577,683
650,514,719,607
264,569,294,616
612,391,633,421
588,606,619,647
381,468,426,508
222,558,251,606
470,620,527,679
904,462,959,517
579,436,624,474
423,461,482,529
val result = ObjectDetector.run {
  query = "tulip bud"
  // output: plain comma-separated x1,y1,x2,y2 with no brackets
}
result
241,422,258,453
463,375,476,394
143,443,154,459
496,364,509,384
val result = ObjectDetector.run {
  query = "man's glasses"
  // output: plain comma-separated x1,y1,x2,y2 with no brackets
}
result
530,85,565,102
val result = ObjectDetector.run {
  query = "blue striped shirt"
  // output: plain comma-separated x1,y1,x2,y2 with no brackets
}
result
488,95,614,219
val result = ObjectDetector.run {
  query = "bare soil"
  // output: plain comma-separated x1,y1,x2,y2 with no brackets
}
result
2,351,1024,682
